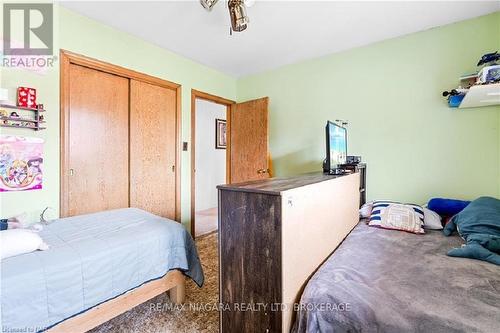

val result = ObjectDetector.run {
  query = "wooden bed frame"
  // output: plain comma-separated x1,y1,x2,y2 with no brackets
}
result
47,270,185,333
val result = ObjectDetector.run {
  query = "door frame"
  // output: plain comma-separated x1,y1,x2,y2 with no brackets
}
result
60,50,182,220
191,89,234,238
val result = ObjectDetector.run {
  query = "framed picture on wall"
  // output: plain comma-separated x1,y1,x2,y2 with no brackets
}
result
215,118,227,149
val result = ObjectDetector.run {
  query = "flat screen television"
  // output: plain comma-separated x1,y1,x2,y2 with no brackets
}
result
325,121,347,174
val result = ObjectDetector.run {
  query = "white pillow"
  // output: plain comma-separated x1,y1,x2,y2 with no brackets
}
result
423,208,443,230
359,202,373,218
369,202,425,234
0,229,49,260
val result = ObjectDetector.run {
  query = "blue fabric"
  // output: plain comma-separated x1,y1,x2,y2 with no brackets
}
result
1,208,204,332
443,196,500,265
427,198,470,216
0,220,8,230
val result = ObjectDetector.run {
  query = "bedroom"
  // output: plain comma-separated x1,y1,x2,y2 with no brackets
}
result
0,1,499,332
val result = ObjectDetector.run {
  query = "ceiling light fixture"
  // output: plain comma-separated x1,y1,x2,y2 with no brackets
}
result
200,0,219,11
228,0,249,33
200,0,250,33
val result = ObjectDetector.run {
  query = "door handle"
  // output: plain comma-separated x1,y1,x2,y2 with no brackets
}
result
69,169,74,176
257,168,269,174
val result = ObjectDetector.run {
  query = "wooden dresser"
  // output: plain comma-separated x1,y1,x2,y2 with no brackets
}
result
218,172,361,332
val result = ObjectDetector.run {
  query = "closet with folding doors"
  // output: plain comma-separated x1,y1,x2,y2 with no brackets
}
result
60,51,180,220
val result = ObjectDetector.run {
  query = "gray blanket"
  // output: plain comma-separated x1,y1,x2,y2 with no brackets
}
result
293,222,500,333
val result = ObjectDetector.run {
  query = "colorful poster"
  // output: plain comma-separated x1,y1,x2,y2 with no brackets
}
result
0,135,43,192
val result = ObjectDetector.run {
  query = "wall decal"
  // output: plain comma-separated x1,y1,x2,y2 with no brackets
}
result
0,135,43,192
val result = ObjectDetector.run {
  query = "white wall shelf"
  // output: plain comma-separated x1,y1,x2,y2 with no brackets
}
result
458,83,500,108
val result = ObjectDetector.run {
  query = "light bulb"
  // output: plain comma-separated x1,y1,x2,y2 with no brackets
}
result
228,0,249,32
200,0,219,11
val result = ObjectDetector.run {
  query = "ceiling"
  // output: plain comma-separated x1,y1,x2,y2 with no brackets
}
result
60,1,500,77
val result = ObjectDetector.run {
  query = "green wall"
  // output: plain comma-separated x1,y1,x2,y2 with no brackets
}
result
238,12,500,204
1,7,499,227
0,5,237,226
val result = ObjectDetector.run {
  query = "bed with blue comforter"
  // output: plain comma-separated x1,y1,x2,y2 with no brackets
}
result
1,208,204,332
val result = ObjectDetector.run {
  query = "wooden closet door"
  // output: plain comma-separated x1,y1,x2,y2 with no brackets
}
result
130,80,177,219
68,64,130,216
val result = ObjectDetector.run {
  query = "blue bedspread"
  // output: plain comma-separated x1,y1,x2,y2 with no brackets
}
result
1,208,204,332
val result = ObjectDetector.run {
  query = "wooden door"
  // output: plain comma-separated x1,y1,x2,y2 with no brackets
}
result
229,97,270,183
130,80,177,219
67,64,130,216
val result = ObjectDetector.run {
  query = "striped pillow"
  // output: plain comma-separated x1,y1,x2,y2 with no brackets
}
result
369,200,425,234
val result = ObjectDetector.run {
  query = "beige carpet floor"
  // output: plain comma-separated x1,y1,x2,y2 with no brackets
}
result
90,233,219,333
195,208,218,237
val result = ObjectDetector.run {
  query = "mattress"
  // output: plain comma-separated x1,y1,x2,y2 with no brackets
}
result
293,222,500,333
1,208,204,332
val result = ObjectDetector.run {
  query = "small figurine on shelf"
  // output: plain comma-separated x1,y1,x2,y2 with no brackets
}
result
9,112,20,126
477,65,500,85
39,115,45,122
442,88,468,108
0,110,8,124
477,51,500,66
